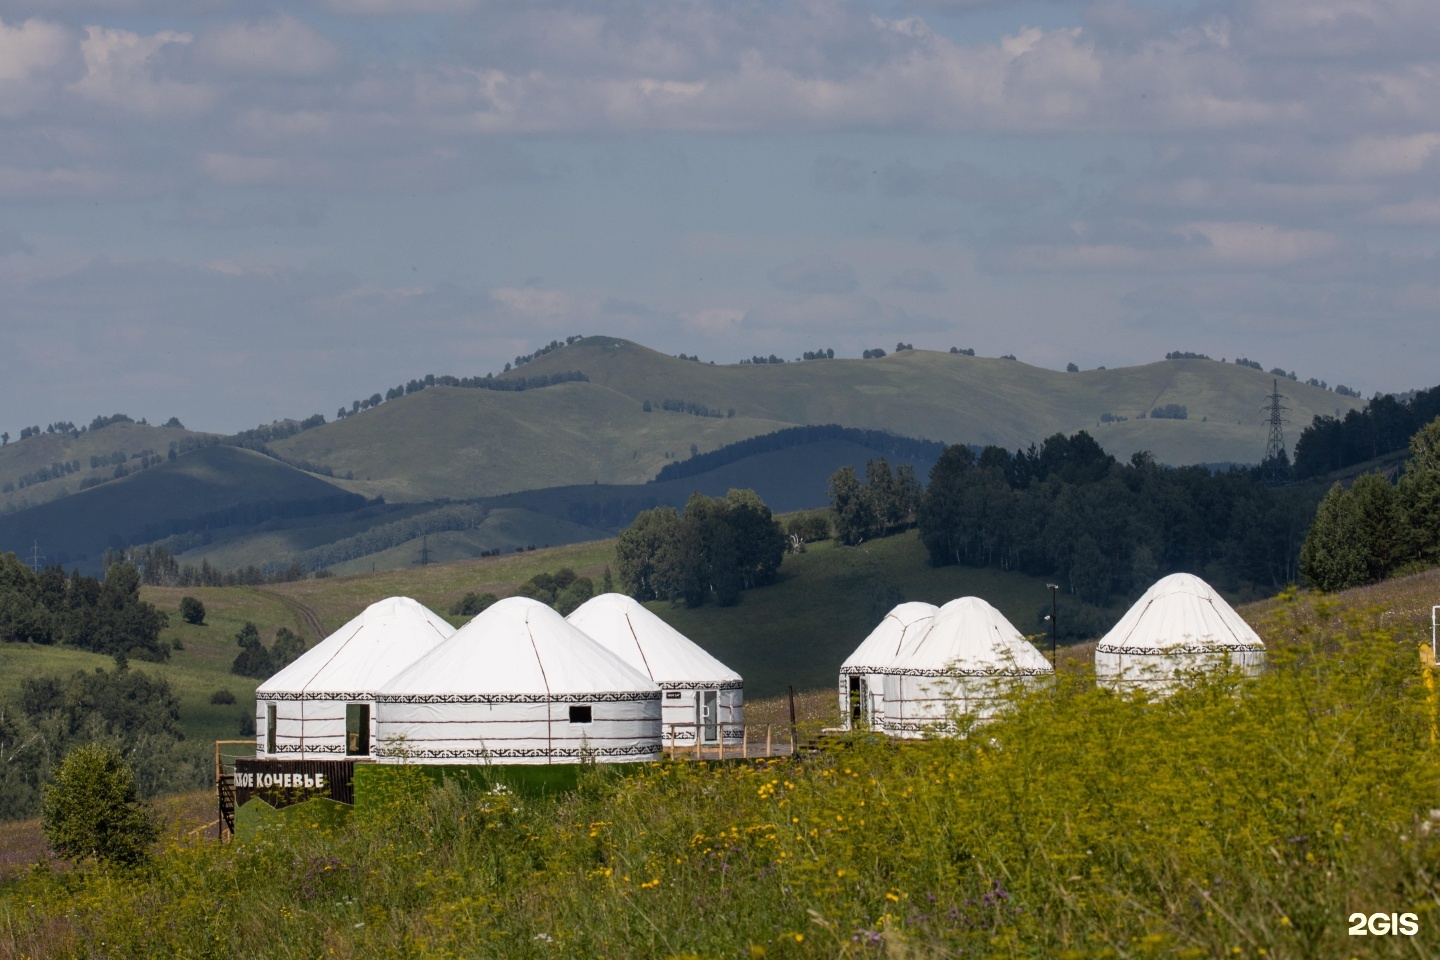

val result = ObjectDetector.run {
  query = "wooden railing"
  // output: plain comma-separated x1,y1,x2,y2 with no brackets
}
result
663,723,794,759
214,739,257,840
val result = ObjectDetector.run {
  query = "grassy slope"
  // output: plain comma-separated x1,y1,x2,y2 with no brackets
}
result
515,339,1358,465
0,446,355,569
271,381,794,502
0,422,210,514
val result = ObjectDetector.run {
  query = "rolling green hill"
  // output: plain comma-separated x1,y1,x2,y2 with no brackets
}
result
0,446,362,572
265,338,1359,507
507,338,1358,468
0,420,210,514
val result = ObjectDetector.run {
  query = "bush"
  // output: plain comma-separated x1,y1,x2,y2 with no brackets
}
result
1150,403,1189,420
785,512,831,543
209,689,236,705
41,743,159,865
450,592,499,617
179,596,205,625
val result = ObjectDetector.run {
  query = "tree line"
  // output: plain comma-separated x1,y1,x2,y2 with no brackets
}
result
114,545,323,589
0,555,170,660
1299,416,1440,591
1292,383,1440,479
616,490,786,607
643,398,729,418
880,431,1321,606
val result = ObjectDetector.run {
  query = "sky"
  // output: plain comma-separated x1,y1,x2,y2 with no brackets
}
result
0,0,1437,435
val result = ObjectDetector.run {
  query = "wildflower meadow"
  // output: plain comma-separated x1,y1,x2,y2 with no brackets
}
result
2,592,1438,959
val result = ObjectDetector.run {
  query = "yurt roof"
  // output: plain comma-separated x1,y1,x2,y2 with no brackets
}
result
840,602,939,674
256,596,454,697
566,593,741,687
889,597,1052,677
1096,573,1263,654
377,596,659,700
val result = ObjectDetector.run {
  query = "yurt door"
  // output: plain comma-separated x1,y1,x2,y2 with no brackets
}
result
346,704,370,756
849,677,865,724
698,690,719,744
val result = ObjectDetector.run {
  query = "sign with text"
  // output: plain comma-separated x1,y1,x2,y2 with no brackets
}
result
235,759,356,810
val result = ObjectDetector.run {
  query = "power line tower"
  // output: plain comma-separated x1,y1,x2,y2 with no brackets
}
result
415,534,431,567
27,540,45,571
1262,379,1291,485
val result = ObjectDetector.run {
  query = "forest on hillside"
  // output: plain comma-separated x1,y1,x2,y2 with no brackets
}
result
828,433,1319,626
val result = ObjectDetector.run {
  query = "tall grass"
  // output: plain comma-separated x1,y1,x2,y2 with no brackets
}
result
3,592,1438,958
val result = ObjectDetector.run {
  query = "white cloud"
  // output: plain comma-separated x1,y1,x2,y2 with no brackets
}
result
70,25,212,119
0,17,77,117
193,15,339,78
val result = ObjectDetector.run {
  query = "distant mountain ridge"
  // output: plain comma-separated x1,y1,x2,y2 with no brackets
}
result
0,336,1367,575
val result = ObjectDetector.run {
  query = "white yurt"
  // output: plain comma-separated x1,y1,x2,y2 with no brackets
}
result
567,593,744,747
373,596,663,764
1094,572,1266,694
255,596,455,760
881,597,1053,738
837,602,939,730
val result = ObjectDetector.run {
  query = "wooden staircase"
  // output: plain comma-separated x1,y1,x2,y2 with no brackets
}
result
213,740,253,840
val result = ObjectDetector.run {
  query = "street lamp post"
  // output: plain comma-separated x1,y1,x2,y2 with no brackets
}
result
1046,584,1059,665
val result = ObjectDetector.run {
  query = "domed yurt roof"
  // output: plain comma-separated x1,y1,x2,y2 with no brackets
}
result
889,597,1051,677
256,595,454,698
1096,573,1264,657
378,596,659,699
566,593,741,687
841,602,939,675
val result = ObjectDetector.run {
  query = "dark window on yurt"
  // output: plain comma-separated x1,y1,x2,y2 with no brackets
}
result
849,677,863,722
346,703,370,756
266,703,276,754
568,705,592,724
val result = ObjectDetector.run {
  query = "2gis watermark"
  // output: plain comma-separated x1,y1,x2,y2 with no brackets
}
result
1348,912,1419,937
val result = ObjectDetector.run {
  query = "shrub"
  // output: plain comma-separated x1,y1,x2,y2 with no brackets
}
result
41,743,159,865
209,689,236,705
179,596,205,625
1150,402,1189,420
450,592,499,617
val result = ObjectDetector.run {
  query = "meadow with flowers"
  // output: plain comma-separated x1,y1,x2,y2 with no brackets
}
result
2,588,1439,959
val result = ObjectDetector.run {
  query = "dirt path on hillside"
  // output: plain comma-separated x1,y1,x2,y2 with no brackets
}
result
257,589,325,642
